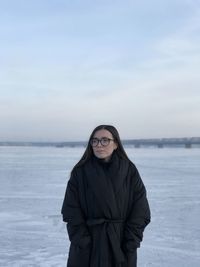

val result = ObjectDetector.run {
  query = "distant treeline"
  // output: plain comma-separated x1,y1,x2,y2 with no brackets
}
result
0,137,200,148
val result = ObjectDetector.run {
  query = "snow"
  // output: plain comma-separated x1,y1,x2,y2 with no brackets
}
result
0,146,199,266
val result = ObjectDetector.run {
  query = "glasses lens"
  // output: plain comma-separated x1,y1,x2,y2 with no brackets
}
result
101,138,110,146
90,138,98,147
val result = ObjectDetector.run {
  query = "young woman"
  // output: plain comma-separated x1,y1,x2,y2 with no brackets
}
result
61,125,151,267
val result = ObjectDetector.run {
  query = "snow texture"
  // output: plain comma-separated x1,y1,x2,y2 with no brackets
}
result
0,146,199,267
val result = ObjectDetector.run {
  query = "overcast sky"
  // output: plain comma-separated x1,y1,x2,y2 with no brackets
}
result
1,0,200,141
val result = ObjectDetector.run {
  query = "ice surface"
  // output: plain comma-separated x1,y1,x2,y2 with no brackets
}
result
0,146,200,266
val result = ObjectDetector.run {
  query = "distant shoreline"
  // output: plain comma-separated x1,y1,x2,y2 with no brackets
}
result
0,137,200,148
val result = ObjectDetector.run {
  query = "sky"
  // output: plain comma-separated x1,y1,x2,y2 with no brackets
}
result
0,0,200,141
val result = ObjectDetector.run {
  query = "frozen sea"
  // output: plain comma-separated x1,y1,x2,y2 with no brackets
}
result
0,146,199,267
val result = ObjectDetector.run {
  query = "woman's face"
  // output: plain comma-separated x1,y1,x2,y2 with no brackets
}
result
91,129,118,161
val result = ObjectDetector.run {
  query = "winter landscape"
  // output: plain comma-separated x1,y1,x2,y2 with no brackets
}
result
0,145,199,267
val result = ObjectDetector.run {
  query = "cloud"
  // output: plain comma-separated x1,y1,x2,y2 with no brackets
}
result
0,0,200,140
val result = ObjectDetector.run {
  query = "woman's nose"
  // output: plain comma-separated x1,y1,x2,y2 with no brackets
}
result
97,141,103,147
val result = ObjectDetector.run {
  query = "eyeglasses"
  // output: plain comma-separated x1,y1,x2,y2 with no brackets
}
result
90,137,115,147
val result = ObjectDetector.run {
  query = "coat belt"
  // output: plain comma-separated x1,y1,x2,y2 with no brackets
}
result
87,218,124,225
86,218,125,264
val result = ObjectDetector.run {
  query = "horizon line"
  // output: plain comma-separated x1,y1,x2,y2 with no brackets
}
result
0,136,200,143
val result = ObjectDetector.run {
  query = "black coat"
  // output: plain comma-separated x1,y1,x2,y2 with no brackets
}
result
61,152,150,267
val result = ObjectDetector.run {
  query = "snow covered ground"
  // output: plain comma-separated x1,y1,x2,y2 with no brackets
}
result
0,146,199,266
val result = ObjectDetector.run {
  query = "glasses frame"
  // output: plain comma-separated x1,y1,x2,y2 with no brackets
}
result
90,137,115,147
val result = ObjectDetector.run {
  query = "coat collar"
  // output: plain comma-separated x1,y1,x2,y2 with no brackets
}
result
83,153,129,218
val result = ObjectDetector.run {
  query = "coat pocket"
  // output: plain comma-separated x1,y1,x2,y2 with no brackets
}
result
67,243,91,267
126,249,137,267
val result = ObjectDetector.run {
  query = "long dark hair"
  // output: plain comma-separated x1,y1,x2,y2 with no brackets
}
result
73,125,129,169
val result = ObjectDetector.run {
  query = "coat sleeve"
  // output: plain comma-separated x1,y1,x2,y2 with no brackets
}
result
61,169,91,249
123,164,151,252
